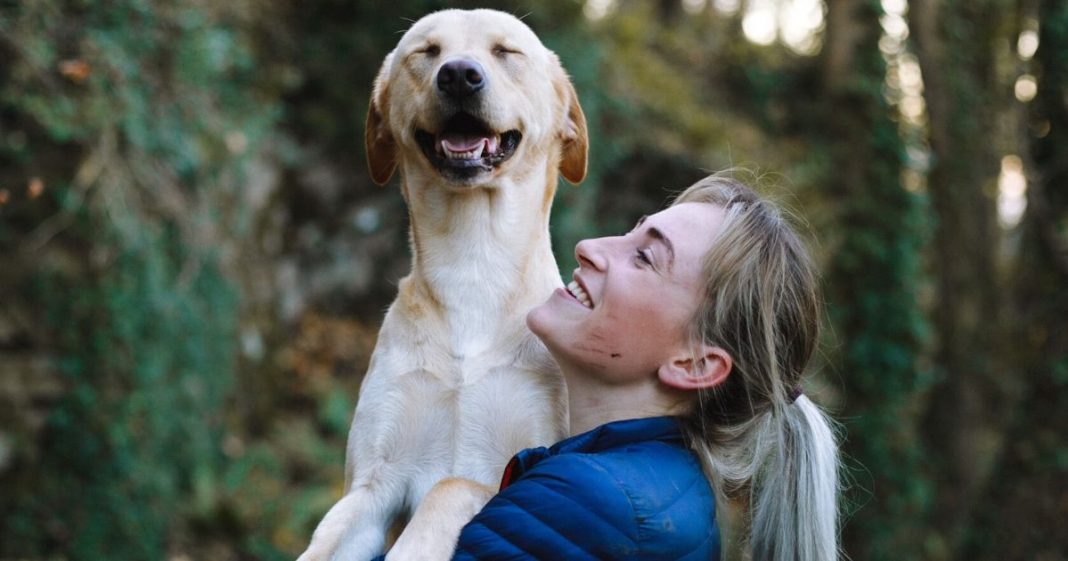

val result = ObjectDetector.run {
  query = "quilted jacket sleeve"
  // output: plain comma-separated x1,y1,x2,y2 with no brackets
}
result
451,454,641,561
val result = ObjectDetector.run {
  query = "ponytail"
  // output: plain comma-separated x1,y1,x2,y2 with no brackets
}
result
672,173,840,560
687,397,839,561
750,397,839,561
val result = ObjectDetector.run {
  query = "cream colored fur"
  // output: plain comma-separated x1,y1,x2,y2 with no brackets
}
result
297,9,587,561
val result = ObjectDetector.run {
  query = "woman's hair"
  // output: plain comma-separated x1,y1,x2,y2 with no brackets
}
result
672,173,840,561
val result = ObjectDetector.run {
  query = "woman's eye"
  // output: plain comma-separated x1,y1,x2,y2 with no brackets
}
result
635,249,653,267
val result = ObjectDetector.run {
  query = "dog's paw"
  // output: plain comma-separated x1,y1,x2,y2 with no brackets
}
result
383,540,441,561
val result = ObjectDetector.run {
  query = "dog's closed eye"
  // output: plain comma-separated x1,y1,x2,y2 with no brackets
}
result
418,44,441,57
492,44,522,57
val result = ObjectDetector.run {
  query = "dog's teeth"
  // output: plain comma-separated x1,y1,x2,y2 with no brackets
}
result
487,136,500,154
441,140,487,160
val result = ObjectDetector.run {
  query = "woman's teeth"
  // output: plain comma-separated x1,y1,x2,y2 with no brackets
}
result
567,280,593,309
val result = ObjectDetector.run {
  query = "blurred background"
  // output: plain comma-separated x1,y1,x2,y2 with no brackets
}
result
1,0,1065,559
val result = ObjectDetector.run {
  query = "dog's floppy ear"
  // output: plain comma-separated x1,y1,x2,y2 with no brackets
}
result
555,65,588,185
365,54,398,185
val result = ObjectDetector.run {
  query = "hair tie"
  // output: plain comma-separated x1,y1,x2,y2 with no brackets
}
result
787,385,804,404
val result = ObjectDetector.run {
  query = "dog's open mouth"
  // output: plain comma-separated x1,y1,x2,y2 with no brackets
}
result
415,113,521,180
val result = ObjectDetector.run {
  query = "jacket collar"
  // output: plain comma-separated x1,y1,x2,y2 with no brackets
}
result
500,416,684,490
553,416,684,454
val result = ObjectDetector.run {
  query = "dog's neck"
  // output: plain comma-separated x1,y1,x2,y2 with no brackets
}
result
400,164,563,350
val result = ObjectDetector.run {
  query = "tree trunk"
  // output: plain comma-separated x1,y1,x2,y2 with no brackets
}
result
819,1,931,559
910,0,1012,555
964,1,1068,558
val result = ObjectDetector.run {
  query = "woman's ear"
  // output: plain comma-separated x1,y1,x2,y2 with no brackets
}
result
658,345,732,390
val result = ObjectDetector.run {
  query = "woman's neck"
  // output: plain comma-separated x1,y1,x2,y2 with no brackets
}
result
563,366,689,436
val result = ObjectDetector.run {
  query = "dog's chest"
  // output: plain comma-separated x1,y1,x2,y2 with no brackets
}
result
373,358,564,507
408,351,562,446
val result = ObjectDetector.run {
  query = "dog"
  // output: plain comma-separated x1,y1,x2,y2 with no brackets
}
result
298,9,587,561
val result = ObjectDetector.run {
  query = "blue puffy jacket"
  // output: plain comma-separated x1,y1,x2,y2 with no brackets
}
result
451,416,720,560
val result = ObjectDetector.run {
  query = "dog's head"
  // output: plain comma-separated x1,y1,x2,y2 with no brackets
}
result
365,9,588,188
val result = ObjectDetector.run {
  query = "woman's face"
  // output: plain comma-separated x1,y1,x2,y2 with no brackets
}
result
527,202,726,384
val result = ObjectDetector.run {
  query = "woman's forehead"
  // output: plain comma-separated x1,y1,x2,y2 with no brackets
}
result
646,203,724,246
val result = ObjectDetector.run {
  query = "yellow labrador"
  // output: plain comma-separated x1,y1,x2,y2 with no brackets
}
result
298,9,587,561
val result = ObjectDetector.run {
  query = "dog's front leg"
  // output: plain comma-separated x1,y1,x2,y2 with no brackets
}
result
384,478,495,561
298,479,405,561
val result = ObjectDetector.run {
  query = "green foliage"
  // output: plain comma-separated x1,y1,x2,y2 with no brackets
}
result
0,0,275,558
6,224,237,558
213,418,346,558
3,1,274,175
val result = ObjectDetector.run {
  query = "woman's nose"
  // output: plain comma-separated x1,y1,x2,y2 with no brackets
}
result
575,238,607,271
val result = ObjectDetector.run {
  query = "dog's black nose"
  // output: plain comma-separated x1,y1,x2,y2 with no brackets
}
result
437,58,486,98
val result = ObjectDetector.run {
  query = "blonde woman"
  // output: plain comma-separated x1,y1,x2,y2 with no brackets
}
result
383,174,839,561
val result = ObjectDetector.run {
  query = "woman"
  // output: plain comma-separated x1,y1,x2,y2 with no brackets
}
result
407,174,840,560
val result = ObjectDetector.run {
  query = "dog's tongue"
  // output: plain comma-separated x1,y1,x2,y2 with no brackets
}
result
441,134,499,155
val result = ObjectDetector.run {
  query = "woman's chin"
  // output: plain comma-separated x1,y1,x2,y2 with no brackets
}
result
527,297,574,354
526,300,552,340
528,288,600,365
